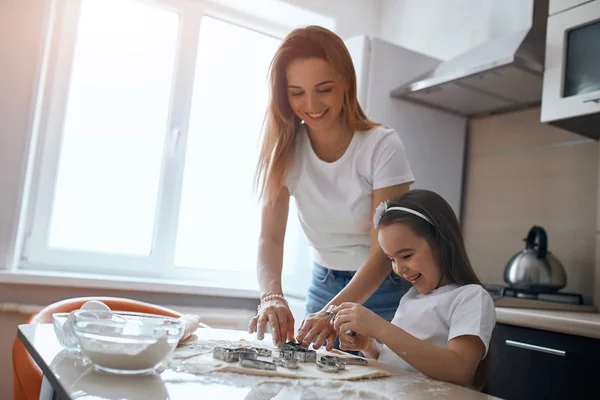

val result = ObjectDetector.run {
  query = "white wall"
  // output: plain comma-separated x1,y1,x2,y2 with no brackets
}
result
283,0,383,38
379,0,535,61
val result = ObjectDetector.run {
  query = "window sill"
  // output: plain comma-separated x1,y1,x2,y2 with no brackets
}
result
0,269,262,299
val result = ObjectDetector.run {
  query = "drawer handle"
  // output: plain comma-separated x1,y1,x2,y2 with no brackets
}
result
583,96,600,104
505,340,566,356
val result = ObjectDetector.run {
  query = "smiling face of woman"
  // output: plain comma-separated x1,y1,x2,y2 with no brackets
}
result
378,222,449,294
285,57,347,132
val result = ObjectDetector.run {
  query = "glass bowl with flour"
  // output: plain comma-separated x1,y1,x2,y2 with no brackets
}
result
72,310,184,375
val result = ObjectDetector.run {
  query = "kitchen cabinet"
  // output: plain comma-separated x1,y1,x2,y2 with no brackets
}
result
541,0,600,139
484,323,600,400
549,0,594,15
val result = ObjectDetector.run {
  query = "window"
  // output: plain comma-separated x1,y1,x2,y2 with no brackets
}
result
174,16,280,272
22,0,333,296
48,0,179,256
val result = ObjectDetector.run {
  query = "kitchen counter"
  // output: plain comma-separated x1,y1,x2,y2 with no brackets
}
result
19,325,499,400
496,307,600,339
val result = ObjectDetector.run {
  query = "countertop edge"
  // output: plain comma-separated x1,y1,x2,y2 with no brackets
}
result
495,307,600,339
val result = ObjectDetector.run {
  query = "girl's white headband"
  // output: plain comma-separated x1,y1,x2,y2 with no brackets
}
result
373,202,433,228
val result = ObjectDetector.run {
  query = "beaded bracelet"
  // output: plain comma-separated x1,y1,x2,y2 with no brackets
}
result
257,294,289,312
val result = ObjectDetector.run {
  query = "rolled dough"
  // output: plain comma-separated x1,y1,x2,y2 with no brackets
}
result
170,329,393,381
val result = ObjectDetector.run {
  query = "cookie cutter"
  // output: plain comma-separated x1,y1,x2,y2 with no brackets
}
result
239,358,277,371
295,348,317,363
279,341,304,351
277,349,296,360
325,304,336,321
252,347,272,357
338,356,368,366
325,305,358,337
273,357,299,369
212,347,258,363
316,355,346,372
275,342,317,363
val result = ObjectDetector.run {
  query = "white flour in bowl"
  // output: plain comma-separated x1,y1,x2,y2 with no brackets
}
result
81,336,174,371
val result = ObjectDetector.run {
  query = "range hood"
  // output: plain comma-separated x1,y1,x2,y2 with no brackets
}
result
391,0,549,117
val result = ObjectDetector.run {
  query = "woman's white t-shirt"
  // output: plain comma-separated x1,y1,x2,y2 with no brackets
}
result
378,284,496,372
286,125,414,271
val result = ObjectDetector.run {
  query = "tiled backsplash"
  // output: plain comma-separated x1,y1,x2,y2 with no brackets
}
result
462,108,599,305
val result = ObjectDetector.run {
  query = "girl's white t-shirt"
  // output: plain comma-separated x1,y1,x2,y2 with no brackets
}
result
286,125,414,271
378,284,496,372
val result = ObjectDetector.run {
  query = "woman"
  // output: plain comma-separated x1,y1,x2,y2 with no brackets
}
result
248,25,414,351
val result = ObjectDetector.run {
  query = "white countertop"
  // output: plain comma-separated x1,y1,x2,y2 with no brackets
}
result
496,307,600,339
19,325,499,400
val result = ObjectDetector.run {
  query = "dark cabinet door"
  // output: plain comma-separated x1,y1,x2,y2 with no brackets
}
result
485,323,599,400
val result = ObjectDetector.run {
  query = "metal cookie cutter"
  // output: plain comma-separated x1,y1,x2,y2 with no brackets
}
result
273,357,299,369
239,359,277,371
213,347,258,363
252,347,272,357
338,356,368,366
276,342,316,363
296,348,317,363
279,341,303,351
277,349,296,360
325,304,336,321
317,355,346,372
326,305,357,336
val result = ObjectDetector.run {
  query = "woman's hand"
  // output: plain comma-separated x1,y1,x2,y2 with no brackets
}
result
248,298,295,346
333,302,387,340
296,311,337,351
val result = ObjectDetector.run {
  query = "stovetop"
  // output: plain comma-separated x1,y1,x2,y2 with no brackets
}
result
484,284,583,305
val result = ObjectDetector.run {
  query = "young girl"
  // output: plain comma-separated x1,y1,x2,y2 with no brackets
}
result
332,189,496,388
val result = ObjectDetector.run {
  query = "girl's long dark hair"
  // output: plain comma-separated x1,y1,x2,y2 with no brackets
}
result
377,189,481,286
377,189,490,391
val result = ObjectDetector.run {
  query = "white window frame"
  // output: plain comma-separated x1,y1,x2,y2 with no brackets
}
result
18,0,334,297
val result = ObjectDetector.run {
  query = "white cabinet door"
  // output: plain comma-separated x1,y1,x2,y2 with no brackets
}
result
541,1,600,124
549,0,594,15
344,35,371,109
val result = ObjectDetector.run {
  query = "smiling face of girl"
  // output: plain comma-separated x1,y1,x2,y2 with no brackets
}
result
378,222,449,294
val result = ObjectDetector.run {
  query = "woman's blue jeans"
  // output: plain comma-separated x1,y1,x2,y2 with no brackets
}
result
305,262,411,351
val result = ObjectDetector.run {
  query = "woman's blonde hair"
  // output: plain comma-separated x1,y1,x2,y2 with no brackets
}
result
255,26,378,205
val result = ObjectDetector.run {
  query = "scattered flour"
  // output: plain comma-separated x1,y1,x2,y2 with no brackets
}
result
161,370,455,400
163,338,469,399
171,337,269,362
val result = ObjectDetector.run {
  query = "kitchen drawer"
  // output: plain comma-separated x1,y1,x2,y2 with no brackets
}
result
485,323,600,400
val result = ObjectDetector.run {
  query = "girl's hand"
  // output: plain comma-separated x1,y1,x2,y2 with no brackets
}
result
296,311,337,351
339,331,372,353
248,298,295,346
333,302,386,339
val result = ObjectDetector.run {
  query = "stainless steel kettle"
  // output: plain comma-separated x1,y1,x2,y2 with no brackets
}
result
504,226,567,293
